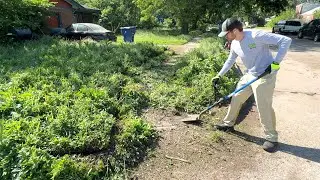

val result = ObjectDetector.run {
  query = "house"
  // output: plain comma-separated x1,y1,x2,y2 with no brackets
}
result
47,0,100,29
296,3,320,23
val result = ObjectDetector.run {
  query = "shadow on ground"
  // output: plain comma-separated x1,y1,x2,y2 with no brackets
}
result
230,130,320,163
224,91,320,164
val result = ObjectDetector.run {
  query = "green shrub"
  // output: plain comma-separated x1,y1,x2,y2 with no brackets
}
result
51,155,104,180
266,9,296,27
0,38,165,179
149,38,239,112
0,0,52,38
314,10,320,19
189,30,203,37
116,116,158,167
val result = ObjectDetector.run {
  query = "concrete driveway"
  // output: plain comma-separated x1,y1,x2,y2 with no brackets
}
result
168,34,320,179
238,34,320,180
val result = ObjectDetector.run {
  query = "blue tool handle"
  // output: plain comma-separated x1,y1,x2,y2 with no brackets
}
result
203,70,269,113
225,70,269,99
226,76,258,99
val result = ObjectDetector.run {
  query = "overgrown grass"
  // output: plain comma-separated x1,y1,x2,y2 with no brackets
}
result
148,37,239,112
0,38,164,179
0,35,238,179
117,29,192,45
208,131,224,143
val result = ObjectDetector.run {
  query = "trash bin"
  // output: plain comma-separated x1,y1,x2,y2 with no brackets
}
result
120,26,136,43
8,28,33,40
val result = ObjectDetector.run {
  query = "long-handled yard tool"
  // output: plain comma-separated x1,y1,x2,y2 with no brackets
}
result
182,70,269,122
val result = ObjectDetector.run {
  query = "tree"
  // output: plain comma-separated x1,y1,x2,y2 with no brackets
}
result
135,0,208,34
0,0,52,37
82,0,290,34
134,0,164,28
136,0,290,34
78,0,140,32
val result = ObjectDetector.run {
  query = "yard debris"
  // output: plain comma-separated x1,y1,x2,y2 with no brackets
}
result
165,155,191,164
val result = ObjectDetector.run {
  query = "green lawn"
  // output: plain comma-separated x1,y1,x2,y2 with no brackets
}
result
252,26,272,31
117,29,192,45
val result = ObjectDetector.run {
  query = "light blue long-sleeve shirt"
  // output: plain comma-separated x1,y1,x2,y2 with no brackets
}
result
218,30,292,77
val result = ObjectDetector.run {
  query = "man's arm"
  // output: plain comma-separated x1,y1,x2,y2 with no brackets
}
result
218,48,238,76
255,31,292,63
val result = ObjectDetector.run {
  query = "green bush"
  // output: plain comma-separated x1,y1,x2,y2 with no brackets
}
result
163,18,176,29
0,0,52,37
149,38,239,112
314,10,320,19
116,116,158,167
266,9,296,28
0,36,238,179
51,155,105,180
189,30,203,37
0,38,165,179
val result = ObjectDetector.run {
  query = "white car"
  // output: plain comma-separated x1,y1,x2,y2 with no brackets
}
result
272,20,303,34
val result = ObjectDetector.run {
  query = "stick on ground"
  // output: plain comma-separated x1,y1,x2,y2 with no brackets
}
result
165,155,191,164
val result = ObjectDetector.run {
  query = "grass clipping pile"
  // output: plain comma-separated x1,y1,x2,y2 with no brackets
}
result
0,37,238,179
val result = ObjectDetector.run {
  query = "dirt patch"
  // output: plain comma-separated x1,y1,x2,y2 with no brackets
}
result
131,99,268,179
166,37,201,56
130,37,269,179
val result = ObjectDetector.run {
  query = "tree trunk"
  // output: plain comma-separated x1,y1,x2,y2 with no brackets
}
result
181,21,189,34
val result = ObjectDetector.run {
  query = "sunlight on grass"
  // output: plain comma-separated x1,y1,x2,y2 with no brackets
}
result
251,26,272,31
117,30,192,45
208,131,224,143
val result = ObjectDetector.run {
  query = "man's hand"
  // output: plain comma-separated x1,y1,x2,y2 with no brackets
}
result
211,75,221,87
268,61,280,74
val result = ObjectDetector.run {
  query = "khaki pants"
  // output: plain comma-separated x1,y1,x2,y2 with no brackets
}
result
223,73,278,142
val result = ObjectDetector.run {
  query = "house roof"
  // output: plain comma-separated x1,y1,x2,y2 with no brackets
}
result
64,0,100,13
301,6,320,16
299,3,320,15
64,0,83,9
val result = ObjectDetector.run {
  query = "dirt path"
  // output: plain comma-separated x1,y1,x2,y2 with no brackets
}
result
132,36,320,179
166,37,201,56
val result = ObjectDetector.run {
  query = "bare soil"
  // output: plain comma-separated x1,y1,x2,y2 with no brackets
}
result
131,36,320,180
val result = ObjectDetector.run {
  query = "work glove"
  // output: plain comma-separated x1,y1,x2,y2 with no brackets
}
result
211,75,221,87
267,61,280,74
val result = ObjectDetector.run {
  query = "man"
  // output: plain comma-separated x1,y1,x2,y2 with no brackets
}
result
212,18,292,152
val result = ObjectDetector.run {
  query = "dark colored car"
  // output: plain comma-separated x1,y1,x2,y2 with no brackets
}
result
53,23,117,42
297,19,320,42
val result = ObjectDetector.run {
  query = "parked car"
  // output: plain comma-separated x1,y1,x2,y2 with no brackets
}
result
53,23,116,42
272,20,303,34
297,19,320,42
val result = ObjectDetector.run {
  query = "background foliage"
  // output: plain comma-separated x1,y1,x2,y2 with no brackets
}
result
266,9,296,27
0,0,52,37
